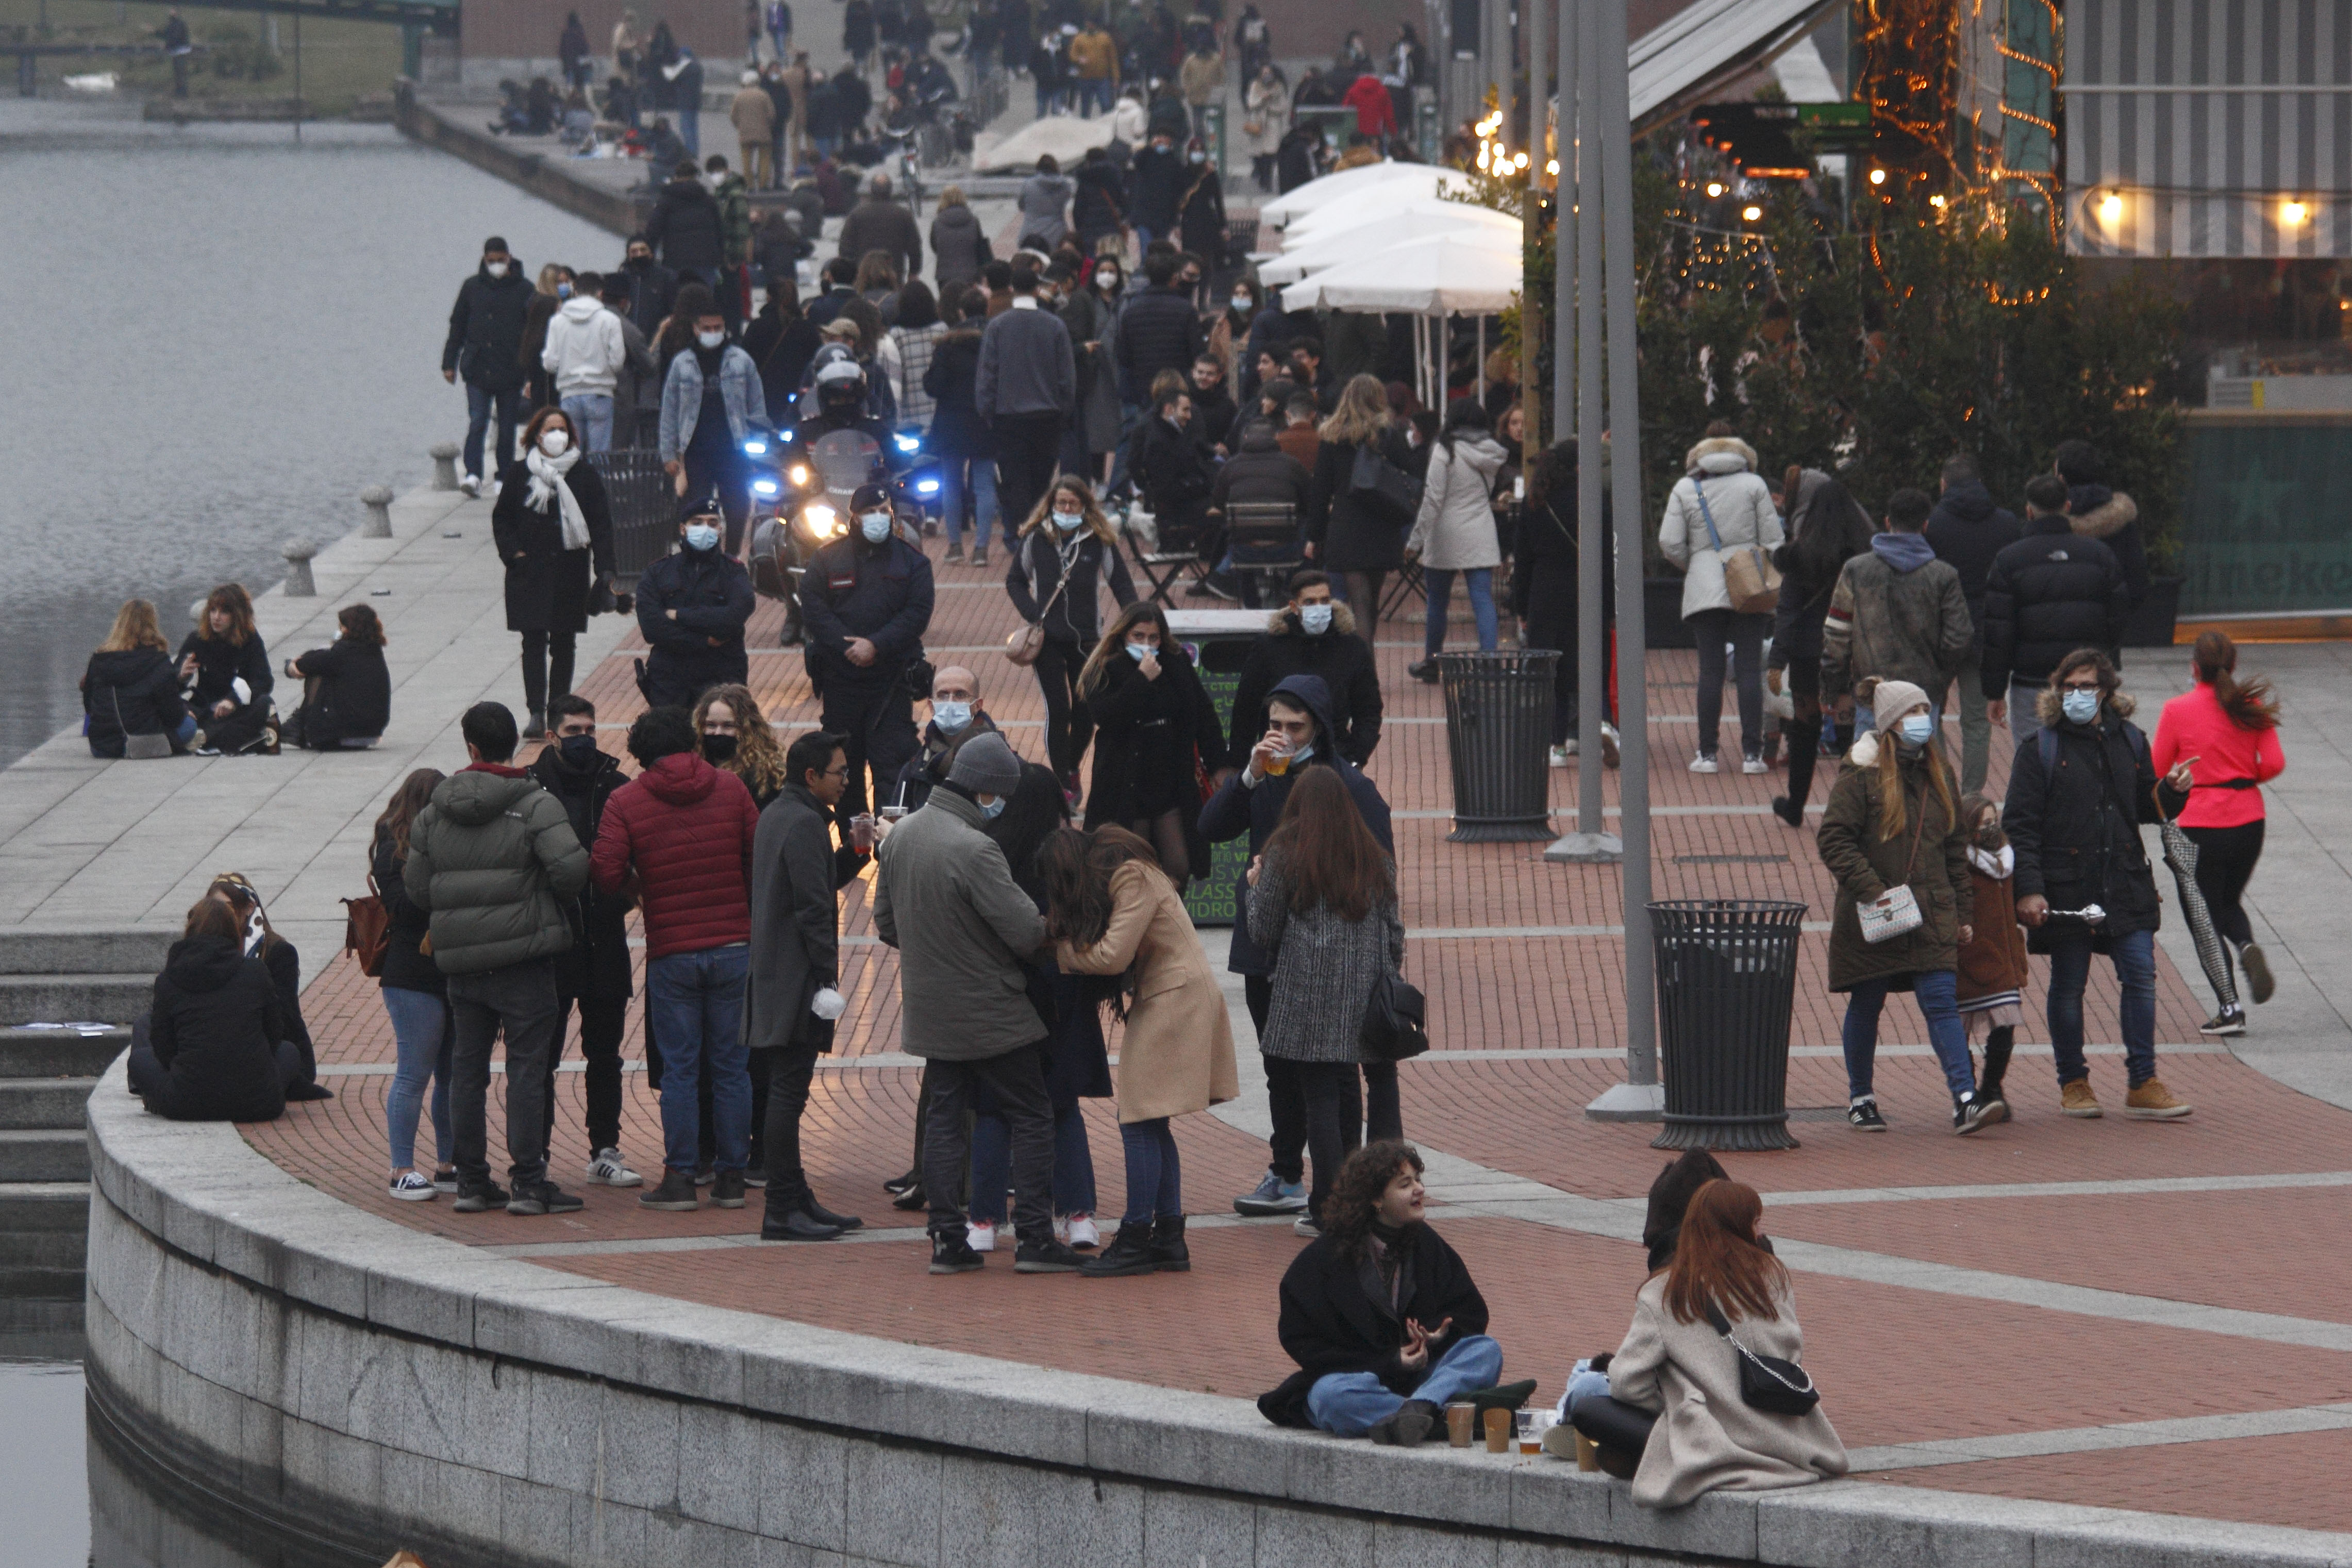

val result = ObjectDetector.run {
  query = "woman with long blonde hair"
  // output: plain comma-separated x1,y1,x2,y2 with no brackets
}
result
1815,677,1989,1134
82,598,196,758
1006,475,1139,792
693,683,790,808
1306,373,1418,618
1077,598,1228,881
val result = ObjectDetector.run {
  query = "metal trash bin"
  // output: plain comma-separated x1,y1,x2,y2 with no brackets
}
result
1648,900,1807,1151
588,449,676,590
1437,649,1560,842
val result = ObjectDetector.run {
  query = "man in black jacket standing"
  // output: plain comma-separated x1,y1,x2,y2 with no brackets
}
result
441,237,535,496
637,497,757,708
1228,571,1381,766
618,233,681,341
798,482,936,828
747,729,872,1240
1980,474,2129,749
1115,251,1206,407
1923,454,2022,793
645,161,728,313
975,262,1076,532
527,695,643,1191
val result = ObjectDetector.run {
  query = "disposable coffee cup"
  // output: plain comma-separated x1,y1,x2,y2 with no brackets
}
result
1444,1402,1475,1447
1482,1407,1510,1453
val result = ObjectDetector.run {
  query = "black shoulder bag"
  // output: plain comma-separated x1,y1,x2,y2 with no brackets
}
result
1359,968,1428,1061
1703,1303,1820,1415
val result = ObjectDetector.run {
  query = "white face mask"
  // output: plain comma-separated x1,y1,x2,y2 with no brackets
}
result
1298,602,1333,636
697,329,726,349
860,510,894,543
1125,641,1155,661
485,260,509,277
684,522,721,552
2061,688,2100,725
1897,713,1935,746
931,699,973,734
1096,272,1120,291
1232,295,1254,313
1052,506,1085,531
539,429,571,456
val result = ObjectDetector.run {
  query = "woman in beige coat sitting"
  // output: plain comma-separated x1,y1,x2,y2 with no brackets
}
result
1579,1179,1847,1508
1041,826,1239,1278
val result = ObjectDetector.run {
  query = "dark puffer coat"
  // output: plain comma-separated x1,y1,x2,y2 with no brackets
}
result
528,742,636,1003
1815,733,1974,993
1978,515,2129,697
1227,603,1381,765
1258,1224,1491,1428
405,765,590,975
1923,477,2022,652
82,648,190,758
590,752,760,958
492,457,617,636
140,936,293,1123
645,176,726,270
2004,689,2183,955
635,546,756,709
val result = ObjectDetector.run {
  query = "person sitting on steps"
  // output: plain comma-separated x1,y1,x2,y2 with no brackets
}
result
1257,1140,1533,1444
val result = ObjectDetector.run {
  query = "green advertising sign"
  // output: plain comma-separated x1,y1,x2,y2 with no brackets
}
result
1185,666,1250,926
2182,418,2352,615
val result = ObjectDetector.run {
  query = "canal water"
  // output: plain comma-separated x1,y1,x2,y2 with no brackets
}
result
0,95,617,1565
0,95,615,771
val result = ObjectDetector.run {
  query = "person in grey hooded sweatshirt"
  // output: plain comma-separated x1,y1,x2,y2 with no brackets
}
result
1821,488,1973,733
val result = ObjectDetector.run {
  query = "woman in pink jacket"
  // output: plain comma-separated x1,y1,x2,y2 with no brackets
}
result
2151,631,2286,1028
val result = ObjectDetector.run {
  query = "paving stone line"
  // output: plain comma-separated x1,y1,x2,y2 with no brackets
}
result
1848,1400,2352,1473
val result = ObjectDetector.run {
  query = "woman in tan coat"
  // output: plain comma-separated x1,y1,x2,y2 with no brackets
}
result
1043,826,1238,1278
1605,1180,1847,1509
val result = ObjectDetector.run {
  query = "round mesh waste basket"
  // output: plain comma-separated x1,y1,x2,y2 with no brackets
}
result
1648,900,1807,1151
1437,649,1560,842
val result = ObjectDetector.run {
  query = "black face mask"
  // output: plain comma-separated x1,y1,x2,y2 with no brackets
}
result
558,733,602,767
701,733,739,765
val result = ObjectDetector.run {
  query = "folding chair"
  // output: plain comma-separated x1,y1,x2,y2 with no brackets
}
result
1125,508,1214,606
1225,502,1302,607
1379,560,1427,624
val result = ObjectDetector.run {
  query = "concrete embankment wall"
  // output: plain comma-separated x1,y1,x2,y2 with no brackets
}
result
393,81,646,239
87,1065,2352,1568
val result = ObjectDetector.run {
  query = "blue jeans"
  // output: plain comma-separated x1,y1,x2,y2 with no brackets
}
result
381,986,453,1171
1842,969,1976,1101
1308,1335,1505,1437
1115,1117,1181,1226
679,106,700,157
463,381,525,481
2047,929,2158,1088
942,454,1000,553
172,713,199,747
560,392,615,454
969,1103,1098,1220
1422,566,1498,655
647,945,752,1173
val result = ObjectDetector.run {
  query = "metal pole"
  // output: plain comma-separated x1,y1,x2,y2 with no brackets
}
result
1599,0,1657,1104
292,6,301,141
1547,0,1612,861
1518,0,1542,447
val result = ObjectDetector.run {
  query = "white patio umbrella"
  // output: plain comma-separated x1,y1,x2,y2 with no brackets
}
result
1256,162,1453,229
1257,201,1523,284
1279,229,1523,314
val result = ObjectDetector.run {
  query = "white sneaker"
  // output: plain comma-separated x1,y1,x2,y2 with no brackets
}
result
966,1219,997,1252
1742,753,1769,775
1602,723,1621,768
1549,742,1575,766
388,1170,438,1202
459,473,481,497
586,1147,643,1187
1689,751,1720,774
1065,1212,1100,1248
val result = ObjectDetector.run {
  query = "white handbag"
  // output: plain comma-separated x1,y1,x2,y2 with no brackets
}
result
1856,806,1930,945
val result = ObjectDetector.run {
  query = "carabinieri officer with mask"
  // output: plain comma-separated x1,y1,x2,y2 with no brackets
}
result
798,482,936,828
636,492,757,710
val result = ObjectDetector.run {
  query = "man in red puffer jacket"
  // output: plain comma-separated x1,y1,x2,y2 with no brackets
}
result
592,706,761,1213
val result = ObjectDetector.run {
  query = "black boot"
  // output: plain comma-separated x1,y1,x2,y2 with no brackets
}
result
1079,1220,1160,1277
1147,1214,1190,1273
802,1191,863,1230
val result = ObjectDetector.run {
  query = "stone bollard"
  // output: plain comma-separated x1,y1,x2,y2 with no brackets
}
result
430,442,462,491
282,538,319,597
360,485,395,538
189,596,210,628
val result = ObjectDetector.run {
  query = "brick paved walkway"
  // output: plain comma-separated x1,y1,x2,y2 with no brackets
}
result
245,538,2352,1534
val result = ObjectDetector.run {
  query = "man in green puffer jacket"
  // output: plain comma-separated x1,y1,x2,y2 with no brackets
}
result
406,702,591,1217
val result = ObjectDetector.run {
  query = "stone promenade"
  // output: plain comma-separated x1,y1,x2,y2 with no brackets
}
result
17,487,2352,1546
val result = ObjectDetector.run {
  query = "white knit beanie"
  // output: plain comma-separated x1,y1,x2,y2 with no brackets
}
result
1871,680,1931,735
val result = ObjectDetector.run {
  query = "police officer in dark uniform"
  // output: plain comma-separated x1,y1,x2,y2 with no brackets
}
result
797,482,935,827
635,493,757,709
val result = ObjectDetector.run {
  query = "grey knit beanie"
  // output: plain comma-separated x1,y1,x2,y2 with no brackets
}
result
946,731,1023,798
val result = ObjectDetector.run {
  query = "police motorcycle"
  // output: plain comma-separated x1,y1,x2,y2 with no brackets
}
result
747,354,942,645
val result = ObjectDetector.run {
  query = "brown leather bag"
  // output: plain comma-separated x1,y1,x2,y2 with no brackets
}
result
341,872,391,978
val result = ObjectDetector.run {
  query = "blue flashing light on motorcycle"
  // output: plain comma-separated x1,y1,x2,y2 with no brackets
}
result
892,433,921,454
752,478,780,497
915,478,940,495
743,438,769,456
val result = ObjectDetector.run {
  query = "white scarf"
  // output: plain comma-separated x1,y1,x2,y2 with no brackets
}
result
1966,843,2014,880
524,444,592,552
